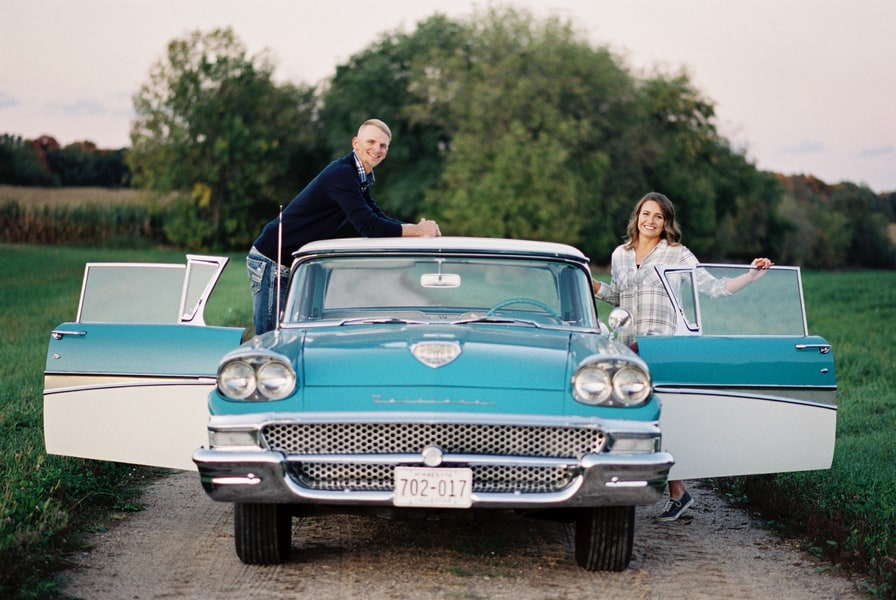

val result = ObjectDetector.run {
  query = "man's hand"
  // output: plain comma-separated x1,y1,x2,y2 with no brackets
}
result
402,218,441,237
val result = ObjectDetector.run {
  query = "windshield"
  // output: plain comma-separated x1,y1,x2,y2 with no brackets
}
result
283,255,597,328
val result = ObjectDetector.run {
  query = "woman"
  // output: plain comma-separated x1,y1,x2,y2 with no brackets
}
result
592,191,773,521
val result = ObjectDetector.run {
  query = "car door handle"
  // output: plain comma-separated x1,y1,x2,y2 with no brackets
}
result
51,330,87,340
795,343,831,354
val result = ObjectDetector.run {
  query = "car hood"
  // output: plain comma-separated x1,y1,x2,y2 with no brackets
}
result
224,325,652,417
300,324,580,389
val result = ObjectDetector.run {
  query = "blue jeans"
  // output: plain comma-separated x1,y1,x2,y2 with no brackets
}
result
247,246,290,335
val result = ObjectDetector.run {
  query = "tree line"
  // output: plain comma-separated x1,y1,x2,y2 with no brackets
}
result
2,8,894,267
0,134,130,187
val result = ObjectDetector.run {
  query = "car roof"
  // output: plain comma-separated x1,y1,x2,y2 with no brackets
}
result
294,236,589,263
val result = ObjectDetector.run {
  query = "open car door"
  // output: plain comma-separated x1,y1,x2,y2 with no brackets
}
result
43,255,245,470
636,265,836,480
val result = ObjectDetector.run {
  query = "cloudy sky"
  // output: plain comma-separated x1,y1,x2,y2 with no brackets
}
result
1,0,894,192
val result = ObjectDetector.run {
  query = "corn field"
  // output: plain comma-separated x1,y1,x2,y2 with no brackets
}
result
0,185,170,246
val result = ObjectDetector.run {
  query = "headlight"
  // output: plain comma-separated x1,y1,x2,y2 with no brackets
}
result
611,366,651,406
256,361,296,400
217,354,296,401
572,366,612,405
572,359,651,407
218,360,257,399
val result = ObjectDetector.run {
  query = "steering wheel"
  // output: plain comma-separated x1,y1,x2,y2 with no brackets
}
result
485,298,563,323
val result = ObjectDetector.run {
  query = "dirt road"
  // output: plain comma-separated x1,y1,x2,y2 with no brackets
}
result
58,471,864,599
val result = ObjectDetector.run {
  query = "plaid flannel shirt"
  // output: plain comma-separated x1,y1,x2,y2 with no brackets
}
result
595,240,730,335
353,150,375,190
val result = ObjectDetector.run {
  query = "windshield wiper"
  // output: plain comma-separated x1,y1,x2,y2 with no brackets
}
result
339,316,424,326
451,316,542,328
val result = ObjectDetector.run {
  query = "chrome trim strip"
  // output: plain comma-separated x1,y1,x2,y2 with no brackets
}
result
44,374,215,394
284,453,579,468
206,411,662,438
653,385,837,409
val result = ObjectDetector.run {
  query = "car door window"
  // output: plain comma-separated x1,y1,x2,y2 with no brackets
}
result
77,255,228,324
656,265,807,336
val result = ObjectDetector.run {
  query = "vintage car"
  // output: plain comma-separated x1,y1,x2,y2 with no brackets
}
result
43,237,837,572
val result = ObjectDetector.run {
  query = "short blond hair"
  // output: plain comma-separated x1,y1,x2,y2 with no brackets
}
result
358,118,392,141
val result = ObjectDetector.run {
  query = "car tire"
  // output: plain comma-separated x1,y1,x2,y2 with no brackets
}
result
574,505,635,571
234,503,292,564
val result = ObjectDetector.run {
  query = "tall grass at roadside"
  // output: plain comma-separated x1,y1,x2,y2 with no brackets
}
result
0,244,249,599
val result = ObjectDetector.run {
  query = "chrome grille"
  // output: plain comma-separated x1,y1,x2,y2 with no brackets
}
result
262,422,604,457
288,463,575,494
263,422,603,495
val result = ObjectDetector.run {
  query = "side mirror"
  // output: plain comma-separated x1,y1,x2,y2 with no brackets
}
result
607,307,633,331
607,307,636,348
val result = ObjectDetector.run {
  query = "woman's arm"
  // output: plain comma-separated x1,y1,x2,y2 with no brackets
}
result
724,257,774,294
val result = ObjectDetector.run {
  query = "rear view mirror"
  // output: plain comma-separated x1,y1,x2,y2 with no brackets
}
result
420,273,461,288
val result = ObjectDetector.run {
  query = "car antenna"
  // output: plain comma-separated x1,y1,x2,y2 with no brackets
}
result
276,204,283,332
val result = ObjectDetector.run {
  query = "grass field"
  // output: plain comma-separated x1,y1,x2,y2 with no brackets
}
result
0,244,249,599
0,244,893,598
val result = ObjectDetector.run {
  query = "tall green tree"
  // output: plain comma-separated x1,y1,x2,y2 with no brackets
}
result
0,134,57,186
421,8,640,255
830,183,895,267
128,27,319,249
318,7,785,262
630,72,790,263
316,14,467,220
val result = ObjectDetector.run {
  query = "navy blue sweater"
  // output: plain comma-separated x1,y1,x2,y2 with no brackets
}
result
253,152,403,264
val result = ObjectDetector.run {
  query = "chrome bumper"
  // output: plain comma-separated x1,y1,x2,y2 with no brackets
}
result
193,447,674,508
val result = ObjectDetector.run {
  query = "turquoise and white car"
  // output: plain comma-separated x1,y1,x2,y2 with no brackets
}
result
43,237,836,571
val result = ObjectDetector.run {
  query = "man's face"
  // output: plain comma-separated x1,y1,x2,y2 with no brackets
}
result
352,125,390,173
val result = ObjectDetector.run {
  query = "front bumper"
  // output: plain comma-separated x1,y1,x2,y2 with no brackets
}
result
194,447,673,507
194,410,674,508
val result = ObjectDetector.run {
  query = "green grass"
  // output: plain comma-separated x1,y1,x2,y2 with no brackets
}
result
0,244,249,599
1,246,893,597
734,270,896,595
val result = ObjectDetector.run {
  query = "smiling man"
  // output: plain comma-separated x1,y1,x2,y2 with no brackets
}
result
248,118,442,335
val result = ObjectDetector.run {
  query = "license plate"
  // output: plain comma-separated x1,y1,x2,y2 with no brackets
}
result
393,467,473,508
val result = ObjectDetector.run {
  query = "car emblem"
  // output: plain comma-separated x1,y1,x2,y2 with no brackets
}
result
410,341,461,368
421,445,444,467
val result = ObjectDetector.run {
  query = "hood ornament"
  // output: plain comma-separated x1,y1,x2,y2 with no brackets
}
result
410,341,461,368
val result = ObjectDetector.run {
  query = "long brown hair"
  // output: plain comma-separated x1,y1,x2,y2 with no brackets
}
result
623,192,683,249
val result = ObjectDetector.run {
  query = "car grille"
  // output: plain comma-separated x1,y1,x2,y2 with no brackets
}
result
287,462,575,493
263,422,604,494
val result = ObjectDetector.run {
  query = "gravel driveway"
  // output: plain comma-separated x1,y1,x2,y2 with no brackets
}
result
58,471,864,599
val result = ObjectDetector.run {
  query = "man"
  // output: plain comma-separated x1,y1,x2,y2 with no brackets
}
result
248,118,441,335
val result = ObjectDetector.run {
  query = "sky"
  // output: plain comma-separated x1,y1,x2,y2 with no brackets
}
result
1,0,894,192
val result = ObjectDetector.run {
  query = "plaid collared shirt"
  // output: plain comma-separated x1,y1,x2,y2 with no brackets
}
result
352,151,375,191
595,239,730,335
